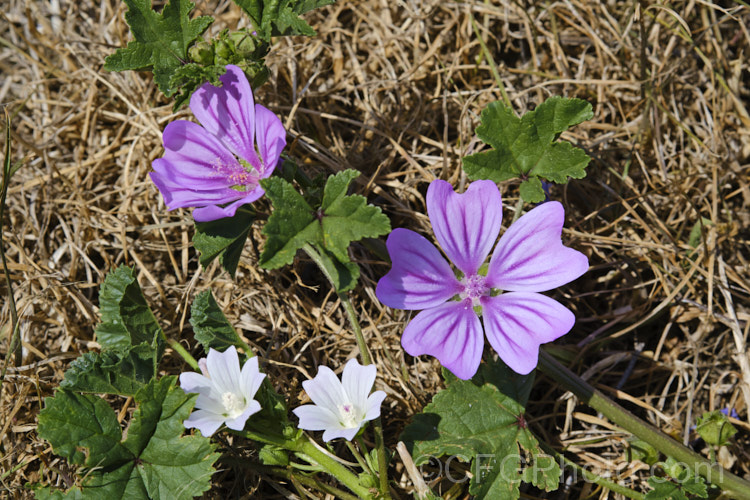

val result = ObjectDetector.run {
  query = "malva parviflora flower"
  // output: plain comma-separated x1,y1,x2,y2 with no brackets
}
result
293,359,387,442
150,64,286,222
180,346,265,437
376,179,588,379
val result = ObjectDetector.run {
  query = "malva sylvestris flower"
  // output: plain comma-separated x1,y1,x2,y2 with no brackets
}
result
150,65,286,222
180,346,265,437
293,359,387,442
376,179,588,380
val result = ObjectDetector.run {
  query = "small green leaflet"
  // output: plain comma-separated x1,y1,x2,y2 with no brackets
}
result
259,170,390,292
695,410,737,446
36,377,219,499
400,362,558,499
232,0,335,41
462,97,593,203
104,0,212,97
189,290,245,352
193,207,254,277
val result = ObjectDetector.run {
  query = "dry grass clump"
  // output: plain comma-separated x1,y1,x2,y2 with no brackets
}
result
1,0,749,497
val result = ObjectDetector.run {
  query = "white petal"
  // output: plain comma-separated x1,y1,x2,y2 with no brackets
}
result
341,359,376,414
225,400,261,431
293,404,341,431
240,356,265,400
322,426,360,443
183,409,224,437
302,366,348,413
179,372,211,394
206,346,241,394
364,391,387,422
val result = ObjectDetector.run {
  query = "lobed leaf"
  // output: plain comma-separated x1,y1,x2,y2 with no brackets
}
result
232,0,334,41
104,0,213,97
259,170,390,291
60,343,157,396
463,97,593,202
37,377,218,499
400,361,558,499
94,265,164,360
189,290,245,352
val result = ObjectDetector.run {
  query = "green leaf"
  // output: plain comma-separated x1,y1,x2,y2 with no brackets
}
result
626,438,660,466
39,377,219,499
37,391,132,468
400,363,559,499
646,473,708,500
189,290,245,352
259,176,318,269
104,0,213,97
60,343,157,396
95,265,164,358
320,171,391,263
462,97,593,202
695,410,737,446
260,170,390,289
232,0,334,41
193,207,254,277
518,177,545,204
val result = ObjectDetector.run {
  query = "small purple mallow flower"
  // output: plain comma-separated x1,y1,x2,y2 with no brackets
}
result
293,359,387,442
150,65,287,222
376,179,589,379
180,346,265,437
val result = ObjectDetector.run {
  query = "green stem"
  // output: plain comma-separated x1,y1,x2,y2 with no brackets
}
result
347,440,372,474
166,337,199,370
340,294,371,365
538,351,750,499
470,15,512,109
302,243,391,498
230,429,373,498
296,439,374,499
510,196,525,223
0,113,20,370
539,441,645,500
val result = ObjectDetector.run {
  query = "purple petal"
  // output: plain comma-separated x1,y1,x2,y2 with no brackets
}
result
401,300,484,380
341,359,376,412
191,188,265,222
486,201,588,292
190,65,262,167
376,228,462,310
481,292,575,375
159,120,239,184
254,104,286,176
426,180,503,275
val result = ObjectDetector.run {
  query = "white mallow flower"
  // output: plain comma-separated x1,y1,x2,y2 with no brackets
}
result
293,359,387,442
180,346,265,437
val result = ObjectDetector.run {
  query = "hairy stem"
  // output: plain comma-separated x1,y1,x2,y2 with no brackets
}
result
302,243,391,498
538,350,750,499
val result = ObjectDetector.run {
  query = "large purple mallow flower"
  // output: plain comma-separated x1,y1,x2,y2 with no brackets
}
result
376,180,588,379
150,65,286,222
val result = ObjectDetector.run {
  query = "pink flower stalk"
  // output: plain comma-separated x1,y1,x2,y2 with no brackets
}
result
150,65,286,222
376,180,588,379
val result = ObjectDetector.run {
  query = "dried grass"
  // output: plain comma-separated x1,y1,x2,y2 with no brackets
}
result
1,0,749,497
